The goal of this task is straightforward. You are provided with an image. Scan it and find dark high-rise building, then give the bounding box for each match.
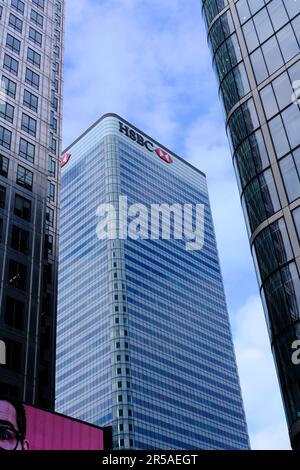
[201,0,300,449]
[56,113,250,449]
[0,0,64,409]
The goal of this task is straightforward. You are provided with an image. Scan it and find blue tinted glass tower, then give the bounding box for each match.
[56,114,249,450]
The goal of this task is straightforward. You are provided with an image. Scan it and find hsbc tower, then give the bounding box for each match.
[56,113,249,449]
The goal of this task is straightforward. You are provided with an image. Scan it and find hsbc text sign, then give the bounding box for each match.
[119,121,173,164]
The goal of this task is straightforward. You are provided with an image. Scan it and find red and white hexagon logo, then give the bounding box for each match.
[155,148,173,164]
[60,153,71,168]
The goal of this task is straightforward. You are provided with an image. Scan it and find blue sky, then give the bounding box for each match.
[63,0,290,449]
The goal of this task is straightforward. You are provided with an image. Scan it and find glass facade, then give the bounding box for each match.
[202,0,300,449]
[56,114,249,449]
[0,0,64,409]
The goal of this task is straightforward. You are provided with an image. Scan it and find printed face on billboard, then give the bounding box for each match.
[0,398,106,451]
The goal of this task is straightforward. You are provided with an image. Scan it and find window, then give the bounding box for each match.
[14,194,31,221]
[8,13,23,33]
[0,185,6,209]
[33,0,44,10]
[23,90,38,112]
[8,259,27,290]
[47,182,55,202]
[11,0,25,15]
[6,33,21,54]
[253,218,293,283]
[44,234,53,258]
[27,48,41,68]
[11,225,29,254]
[0,218,3,243]
[0,126,12,150]
[16,165,33,191]
[19,138,35,163]
[21,113,36,136]
[279,150,300,203]
[117,381,122,388]
[50,111,57,132]
[3,54,19,76]
[25,67,39,89]
[293,207,300,242]
[0,102,14,123]
[43,264,52,286]
[4,338,22,372]
[118,409,123,417]
[119,424,124,431]
[2,76,17,98]
[49,134,56,153]
[48,156,56,177]
[29,27,42,46]
[45,207,54,229]
[0,155,9,178]
[31,10,43,28]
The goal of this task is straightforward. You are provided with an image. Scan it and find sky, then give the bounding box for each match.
[63,0,291,449]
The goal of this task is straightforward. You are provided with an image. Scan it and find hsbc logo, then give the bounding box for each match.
[155,148,173,164]
[60,153,71,168]
[119,121,173,164]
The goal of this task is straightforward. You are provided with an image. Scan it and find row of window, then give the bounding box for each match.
[1,87,38,121]
[1,162,55,201]
[4,47,41,75]
[250,15,300,85]
[3,258,52,292]
[202,0,228,26]
[1,67,39,94]
[6,26,42,53]
[0,186,54,227]
[241,0,300,54]
[10,0,45,16]
[1,151,56,180]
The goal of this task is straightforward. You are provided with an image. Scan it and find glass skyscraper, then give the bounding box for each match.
[56,113,249,450]
[202,0,300,449]
[0,0,64,409]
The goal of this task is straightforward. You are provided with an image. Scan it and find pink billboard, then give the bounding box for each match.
[0,397,108,450]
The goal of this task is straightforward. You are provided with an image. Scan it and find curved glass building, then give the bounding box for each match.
[201,0,300,449]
